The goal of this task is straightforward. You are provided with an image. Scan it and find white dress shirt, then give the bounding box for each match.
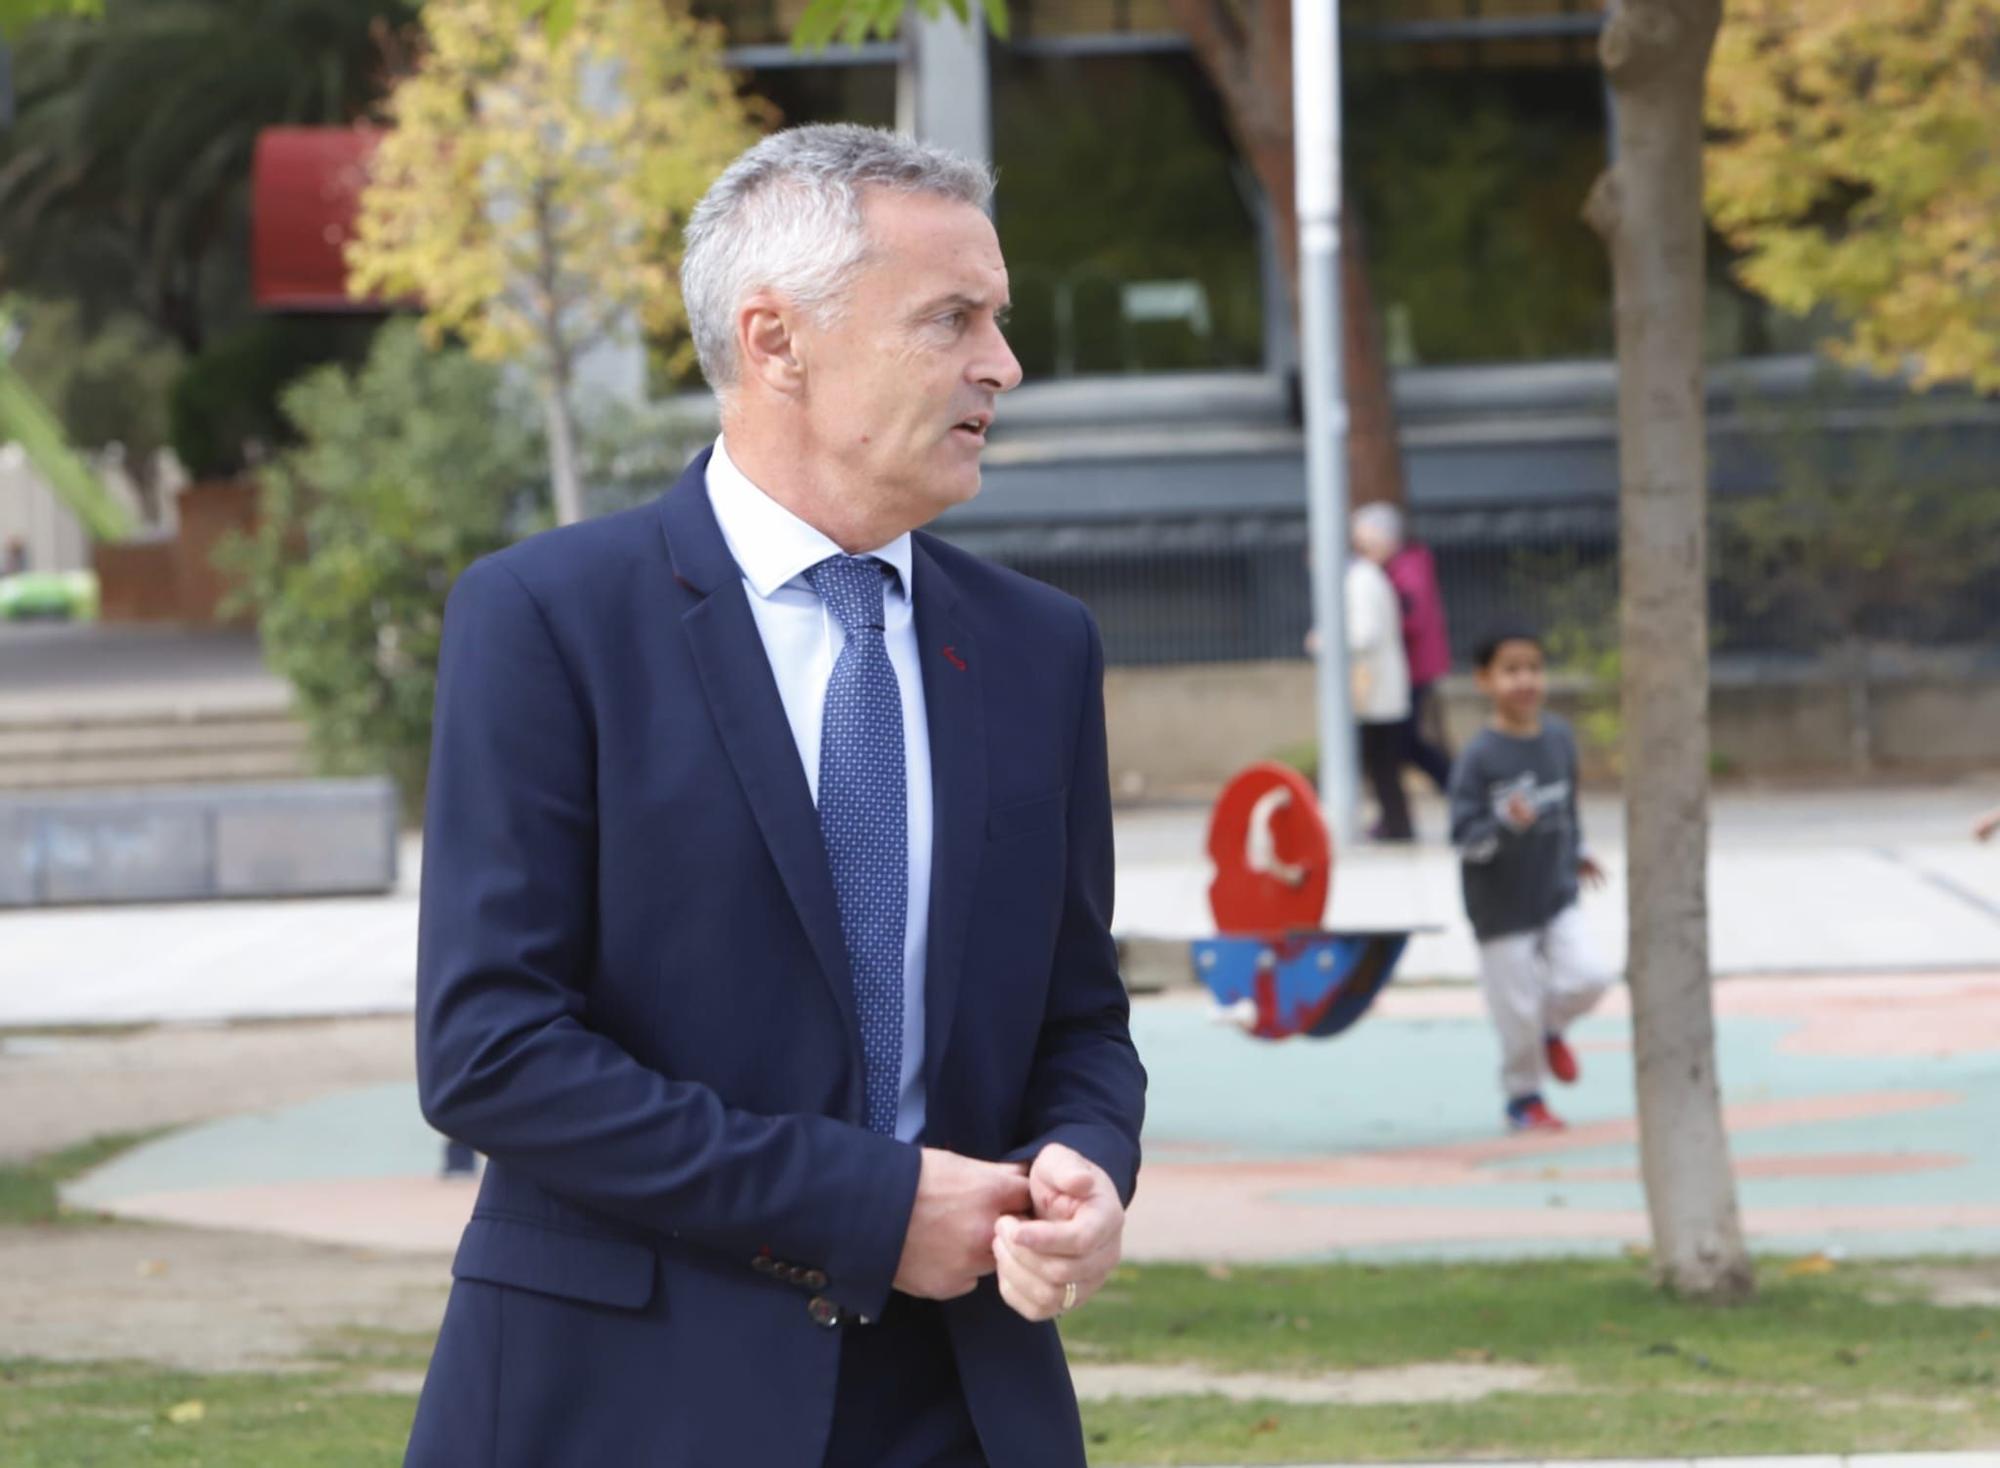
[705,437,933,1144]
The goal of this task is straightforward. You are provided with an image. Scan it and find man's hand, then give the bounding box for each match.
[1974,808,2000,844]
[1577,854,1607,890]
[1503,791,1538,831]
[992,1143,1125,1323]
[893,1149,1031,1301]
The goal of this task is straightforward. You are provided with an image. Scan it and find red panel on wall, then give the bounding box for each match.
[251,127,386,311]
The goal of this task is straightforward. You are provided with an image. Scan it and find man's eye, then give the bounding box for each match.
[942,311,967,329]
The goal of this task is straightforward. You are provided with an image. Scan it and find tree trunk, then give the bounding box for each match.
[1165,0,1406,508]
[543,372,585,527]
[1339,208,1405,512]
[1585,0,1752,1303]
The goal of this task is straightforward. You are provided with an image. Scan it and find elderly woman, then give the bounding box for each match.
[1353,502,1455,797]
[1347,510,1414,841]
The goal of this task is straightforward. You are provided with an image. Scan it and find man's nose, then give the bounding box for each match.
[976,320,1024,393]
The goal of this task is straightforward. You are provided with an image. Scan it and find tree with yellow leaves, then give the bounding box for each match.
[347,0,763,524]
[1707,0,2000,391]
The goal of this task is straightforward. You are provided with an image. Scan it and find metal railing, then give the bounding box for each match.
[937,497,2000,672]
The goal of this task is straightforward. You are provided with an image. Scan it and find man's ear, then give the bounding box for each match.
[738,294,805,396]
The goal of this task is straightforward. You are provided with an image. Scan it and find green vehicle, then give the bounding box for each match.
[0,569,98,621]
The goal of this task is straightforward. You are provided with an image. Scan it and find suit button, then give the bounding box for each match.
[808,1296,841,1329]
[802,1269,829,1291]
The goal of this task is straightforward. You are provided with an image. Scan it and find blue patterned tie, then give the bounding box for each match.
[806,554,906,1137]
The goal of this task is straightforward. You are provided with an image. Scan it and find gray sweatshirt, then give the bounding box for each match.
[1449,716,1586,941]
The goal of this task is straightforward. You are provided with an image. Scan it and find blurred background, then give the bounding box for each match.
[5,0,1996,805]
[3,2,1999,1465]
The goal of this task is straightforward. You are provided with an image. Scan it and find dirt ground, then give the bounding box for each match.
[2,1017,449,1376]
[0,1220,450,1375]
[1,1214,1568,1406]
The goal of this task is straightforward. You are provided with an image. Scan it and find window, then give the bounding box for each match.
[1349,0,1603,67]
[1349,51,1612,364]
[990,49,1263,379]
[741,63,895,130]
[1007,0,1177,39]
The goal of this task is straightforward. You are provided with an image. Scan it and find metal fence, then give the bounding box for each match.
[937,495,2000,672]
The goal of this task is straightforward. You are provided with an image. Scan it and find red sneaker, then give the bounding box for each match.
[1545,1032,1581,1085]
[1507,1097,1567,1133]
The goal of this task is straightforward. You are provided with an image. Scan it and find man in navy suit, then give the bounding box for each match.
[405,124,1146,1467]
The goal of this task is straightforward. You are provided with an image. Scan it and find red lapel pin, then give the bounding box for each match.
[941,645,967,671]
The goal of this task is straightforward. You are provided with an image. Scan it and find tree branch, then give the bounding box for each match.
[1600,0,1685,86]
[1583,165,1623,244]
[1175,0,1247,56]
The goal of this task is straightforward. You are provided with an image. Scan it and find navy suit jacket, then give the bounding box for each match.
[405,451,1147,1468]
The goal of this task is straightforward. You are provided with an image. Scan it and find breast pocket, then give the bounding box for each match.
[986,789,1066,842]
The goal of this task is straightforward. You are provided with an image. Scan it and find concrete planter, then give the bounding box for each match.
[0,778,398,907]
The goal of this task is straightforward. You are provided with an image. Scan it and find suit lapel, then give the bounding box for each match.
[659,457,863,1069]
[912,537,986,1107]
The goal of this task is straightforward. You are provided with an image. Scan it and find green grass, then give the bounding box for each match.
[1063,1257,2000,1386]
[300,1325,437,1378]
[1063,1257,2000,1463]
[0,1131,165,1226]
[1079,1389,1994,1465]
[1,1254,1996,1464]
[0,1359,417,1466]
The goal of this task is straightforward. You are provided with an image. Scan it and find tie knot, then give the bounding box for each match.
[807,555,892,635]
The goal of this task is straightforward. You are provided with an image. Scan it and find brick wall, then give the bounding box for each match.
[94,479,259,625]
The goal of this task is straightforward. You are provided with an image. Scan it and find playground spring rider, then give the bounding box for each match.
[1192,762,1412,1040]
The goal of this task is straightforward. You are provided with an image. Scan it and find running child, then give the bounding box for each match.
[1449,626,1615,1133]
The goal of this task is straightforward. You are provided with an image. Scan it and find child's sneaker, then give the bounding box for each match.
[1506,1095,1566,1133]
[1544,1032,1580,1085]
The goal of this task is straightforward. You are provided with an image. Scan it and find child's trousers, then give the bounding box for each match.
[1475,903,1614,1101]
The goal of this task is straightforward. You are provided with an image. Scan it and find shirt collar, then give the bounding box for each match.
[705,435,915,603]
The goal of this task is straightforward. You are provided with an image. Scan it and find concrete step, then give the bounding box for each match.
[0,692,316,791]
[0,693,294,730]
[0,746,313,792]
[0,716,308,761]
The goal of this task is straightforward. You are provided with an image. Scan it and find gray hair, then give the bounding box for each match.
[679,124,995,396]
[1352,501,1405,550]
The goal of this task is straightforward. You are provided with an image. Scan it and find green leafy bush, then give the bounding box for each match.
[222,320,540,817]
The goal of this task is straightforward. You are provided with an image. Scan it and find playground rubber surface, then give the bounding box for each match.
[59,972,2000,1263]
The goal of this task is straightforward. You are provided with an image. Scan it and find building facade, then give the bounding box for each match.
[688,0,2000,671]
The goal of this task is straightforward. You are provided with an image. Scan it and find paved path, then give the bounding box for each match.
[1118,784,2000,979]
[59,971,2000,1263]
[0,622,288,718]
[0,835,425,1026]
[5,784,1998,1026]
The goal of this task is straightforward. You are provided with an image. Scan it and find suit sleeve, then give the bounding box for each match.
[416,558,918,1322]
[1005,604,1148,1204]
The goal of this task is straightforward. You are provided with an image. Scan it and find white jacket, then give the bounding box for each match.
[1346,557,1411,723]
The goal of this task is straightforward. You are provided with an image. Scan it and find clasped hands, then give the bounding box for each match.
[892,1142,1122,1323]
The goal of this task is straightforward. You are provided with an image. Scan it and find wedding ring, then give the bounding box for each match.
[1060,1281,1078,1315]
